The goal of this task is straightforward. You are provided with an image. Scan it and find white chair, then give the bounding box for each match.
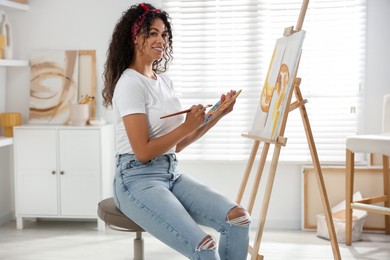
[345,94,390,245]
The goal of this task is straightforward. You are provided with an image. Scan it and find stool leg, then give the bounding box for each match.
[346,149,355,246]
[383,155,390,235]
[133,231,144,260]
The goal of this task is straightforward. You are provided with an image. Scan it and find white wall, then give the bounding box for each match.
[1,0,389,228]
[0,0,160,225]
[5,0,160,120]
[364,0,390,134]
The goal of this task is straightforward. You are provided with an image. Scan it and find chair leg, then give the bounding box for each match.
[133,231,144,260]
[383,155,390,235]
[346,149,354,246]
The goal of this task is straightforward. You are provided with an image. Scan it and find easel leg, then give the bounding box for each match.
[294,83,341,259]
[236,140,260,204]
[251,145,282,260]
[248,143,270,213]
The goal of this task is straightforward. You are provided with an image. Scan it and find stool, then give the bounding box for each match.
[345,94,390,245]
[97,197,145,260]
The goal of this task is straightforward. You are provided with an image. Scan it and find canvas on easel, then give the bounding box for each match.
[250,31,305,140]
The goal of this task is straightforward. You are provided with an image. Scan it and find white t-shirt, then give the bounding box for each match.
[113,69,184,155]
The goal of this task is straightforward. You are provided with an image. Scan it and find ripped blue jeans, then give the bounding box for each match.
[113,153,251,260]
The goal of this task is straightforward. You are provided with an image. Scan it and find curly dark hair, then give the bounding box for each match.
[102,3,173,108]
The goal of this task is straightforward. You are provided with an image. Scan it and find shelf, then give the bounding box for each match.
[0,0,29,11]
[0,59,29,67]
[0,136,13,147]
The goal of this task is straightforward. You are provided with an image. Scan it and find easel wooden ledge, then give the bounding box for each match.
[236,1,341,259]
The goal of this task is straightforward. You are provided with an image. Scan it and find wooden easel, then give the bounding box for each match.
[236,1,341,259]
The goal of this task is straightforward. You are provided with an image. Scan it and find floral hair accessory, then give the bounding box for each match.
[131,3,161,40]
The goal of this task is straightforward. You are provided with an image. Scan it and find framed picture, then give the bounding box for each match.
[78,50,97,119]
[29,49,97,124]
[29,50,79,124]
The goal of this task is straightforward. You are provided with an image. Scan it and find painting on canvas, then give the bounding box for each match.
[29,50,79,124]
[249,31,305,140]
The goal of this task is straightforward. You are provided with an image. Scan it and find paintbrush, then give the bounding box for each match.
[160,104,212,119]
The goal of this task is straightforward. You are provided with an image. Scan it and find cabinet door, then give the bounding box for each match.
[59,129,100,216]
[14,129,58,215]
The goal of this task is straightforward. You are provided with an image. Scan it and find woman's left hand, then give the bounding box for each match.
[219,90,237,117]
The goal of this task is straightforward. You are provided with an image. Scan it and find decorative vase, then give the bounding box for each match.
[0,14,13,59]
[70,104,90,126]
[0,112,22,137]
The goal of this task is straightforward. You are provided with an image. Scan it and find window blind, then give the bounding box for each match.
[162,0,366,163]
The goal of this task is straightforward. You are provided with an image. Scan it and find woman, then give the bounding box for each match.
[102,3,251,259]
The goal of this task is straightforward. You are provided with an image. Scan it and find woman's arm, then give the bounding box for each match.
[123,105,207,163]
[176,90,237,152]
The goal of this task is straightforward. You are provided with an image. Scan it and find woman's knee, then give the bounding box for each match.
[226,206,251,225]
[197,235,216,250]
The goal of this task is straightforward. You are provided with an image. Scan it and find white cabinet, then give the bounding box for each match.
[13,124,114,230]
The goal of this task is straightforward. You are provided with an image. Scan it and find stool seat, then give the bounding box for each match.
[97,197,145,260]
[97,197,144,231]
[346,134,390,155]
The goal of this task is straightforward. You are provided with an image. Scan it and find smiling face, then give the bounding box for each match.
[134,18,168,64]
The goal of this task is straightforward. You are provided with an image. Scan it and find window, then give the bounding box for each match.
[162,0,366,163]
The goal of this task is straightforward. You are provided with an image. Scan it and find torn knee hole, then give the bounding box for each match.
[227,206,251,225]
[197,235,216,250]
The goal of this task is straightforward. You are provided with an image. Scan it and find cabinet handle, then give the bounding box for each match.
[51,171,56,175]
[60,171,64,175]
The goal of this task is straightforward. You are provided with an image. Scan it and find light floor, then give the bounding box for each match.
[0,220,389,260]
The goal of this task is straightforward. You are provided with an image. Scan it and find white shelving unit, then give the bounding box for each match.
[0,0,29,11]
[0,0,29,228]
[0,1,29,146]
[0,136,12,147]
[0,60,28,146]
[0,0,29,66]
[0,59,28,66]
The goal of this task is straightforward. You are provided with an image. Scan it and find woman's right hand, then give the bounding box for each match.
[183,104,206,132]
